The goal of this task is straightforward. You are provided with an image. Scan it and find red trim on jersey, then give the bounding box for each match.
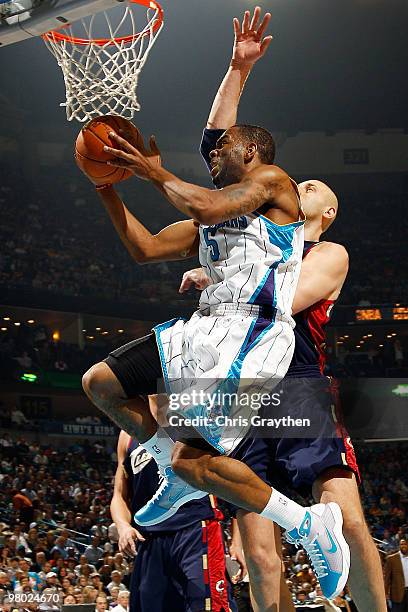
[303,243,317,258]
[329,379,361,484]
[304,299,335,374]
[202,519,230,612]
[302,243,335,374]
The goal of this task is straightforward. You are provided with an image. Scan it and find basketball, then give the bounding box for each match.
[75,115,137,185]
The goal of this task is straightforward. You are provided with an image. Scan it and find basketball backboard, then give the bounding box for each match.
[0,0,123,46]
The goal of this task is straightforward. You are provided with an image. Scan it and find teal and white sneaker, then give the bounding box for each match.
[285,502,350,600]
[134,466,208,527]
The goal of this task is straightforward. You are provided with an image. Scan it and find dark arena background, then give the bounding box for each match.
[0,1,407,611]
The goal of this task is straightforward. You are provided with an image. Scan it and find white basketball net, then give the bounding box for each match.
[43,1,163,122]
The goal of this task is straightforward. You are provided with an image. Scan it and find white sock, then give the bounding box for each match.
[141,427,174,469]
[260,488,306,531]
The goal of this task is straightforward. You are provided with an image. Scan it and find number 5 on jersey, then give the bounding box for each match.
[203,227,220,262]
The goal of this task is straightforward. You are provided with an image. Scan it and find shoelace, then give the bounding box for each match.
[303,538,329,578]
[285,531,299,546]
[148,467,171,504]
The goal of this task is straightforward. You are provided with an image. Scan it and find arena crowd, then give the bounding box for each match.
[0,163,407,308]
[1,432,407,611]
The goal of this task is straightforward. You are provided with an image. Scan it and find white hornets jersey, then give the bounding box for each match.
[198,210,305,325]
[153,200,305,455]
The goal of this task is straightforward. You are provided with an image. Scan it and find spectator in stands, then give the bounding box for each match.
[50,536,68,560]
[84,535,103,566]
[110,590,129,612]
[108,586,120,607]
[0,544,9,567]
[0,570,12,593]
[11,525,30,554]
[78,576,90,590]
[294,589,308,605]
[107,570,126,594]
[112,553,128,578]
[0,433,13,448]
[82,585,98,604]
[301,582,315,598]
[95,594,109,611]
[66,557,76,572]
[20,483,37,502]
[0,431,405,607]
[91,572,108,595]
[61,577,72,592]
[10,407,30,428]
[26,526,39,550]
[44,531,56,552]
[384,538,408,610]
[296,564,311,585]
[382,529,398,553]
[74,588,84,603]
[98,564,113,586]
[7,556,21,578]
[44,571,59,591]
[63,594,76,604]
[75,554,96,576]
[38,561,53,581]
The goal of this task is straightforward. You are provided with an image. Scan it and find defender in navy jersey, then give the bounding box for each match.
[187,8,386,607]
[111,430,236,612]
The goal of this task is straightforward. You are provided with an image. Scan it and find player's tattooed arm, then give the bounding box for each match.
[147,169,271,224]
[104,132,298,225]
[145,164,299,225]
[221,180,268,220]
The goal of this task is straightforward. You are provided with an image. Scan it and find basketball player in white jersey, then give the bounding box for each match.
[180,7,385,610]
[80,16,350,600]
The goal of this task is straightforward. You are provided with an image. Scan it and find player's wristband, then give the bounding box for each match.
[95,183,112,191]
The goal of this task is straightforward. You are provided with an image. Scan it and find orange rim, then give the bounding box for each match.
[42,0,163,46]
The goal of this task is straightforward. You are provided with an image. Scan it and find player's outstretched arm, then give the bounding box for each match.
[207,7,272,130]
[111,431,145,556]
[96,185,199,263]
[104,134,297,225]
[292,242,349,314]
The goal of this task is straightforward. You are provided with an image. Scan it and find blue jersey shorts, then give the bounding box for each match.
[130,519,236,612]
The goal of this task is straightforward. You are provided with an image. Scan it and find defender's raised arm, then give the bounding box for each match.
[207,7,272,131]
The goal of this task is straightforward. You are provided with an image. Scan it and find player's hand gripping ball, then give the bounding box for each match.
[102,129,162,182]
[75,115,145,186]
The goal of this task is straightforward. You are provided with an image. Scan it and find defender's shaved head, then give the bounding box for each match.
[298,180,339,233]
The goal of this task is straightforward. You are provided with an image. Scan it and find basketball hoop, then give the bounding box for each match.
[42,0,164,122]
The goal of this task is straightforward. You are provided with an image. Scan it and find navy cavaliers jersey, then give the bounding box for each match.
[287,241,335,378]
[123,438,220,533]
